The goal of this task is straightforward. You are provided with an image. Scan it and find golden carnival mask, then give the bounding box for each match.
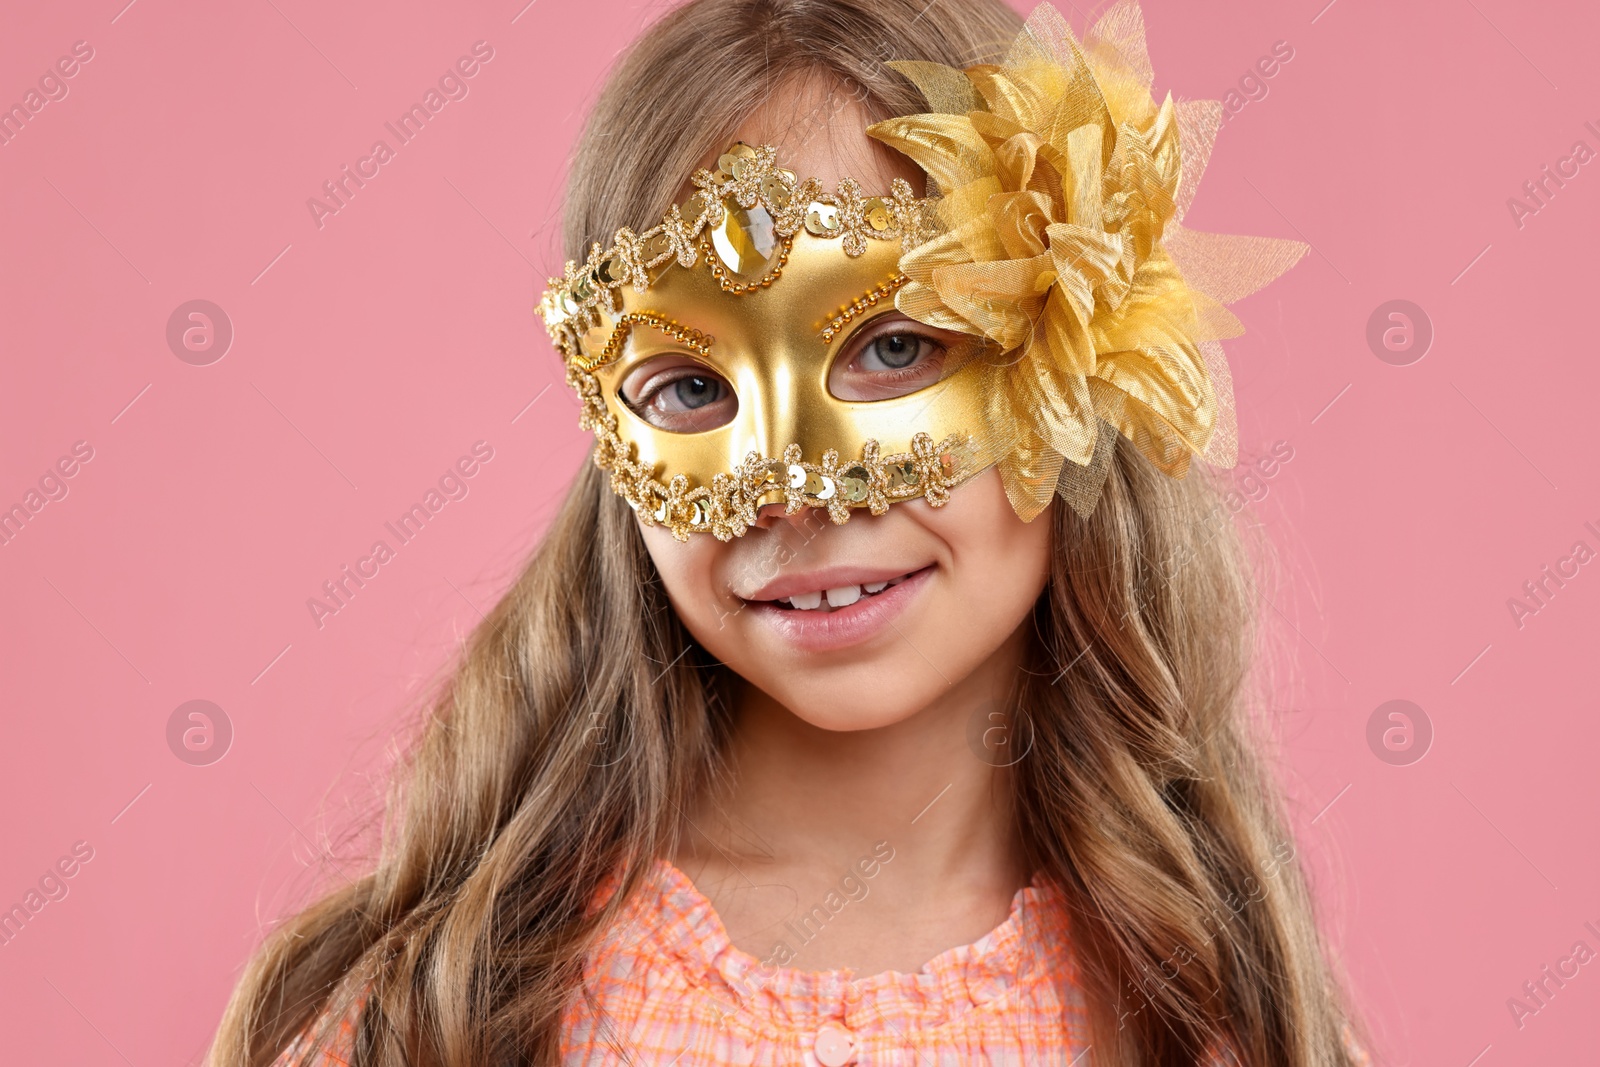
[537,0,1310,542]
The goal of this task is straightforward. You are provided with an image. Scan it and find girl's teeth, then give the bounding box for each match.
[826,584,862,607]
[774,572,920,611]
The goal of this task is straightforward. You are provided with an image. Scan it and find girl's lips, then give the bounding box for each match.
[741,564,935,653]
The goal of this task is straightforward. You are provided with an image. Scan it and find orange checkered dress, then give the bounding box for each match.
[269,859,1368,1064]
[272,858,1088,1065]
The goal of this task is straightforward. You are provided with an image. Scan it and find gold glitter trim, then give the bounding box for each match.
[568,360,976,542]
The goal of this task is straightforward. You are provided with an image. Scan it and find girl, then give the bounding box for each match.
[212,0,1366,1063]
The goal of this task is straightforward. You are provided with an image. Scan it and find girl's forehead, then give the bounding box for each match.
[680,80,922,201]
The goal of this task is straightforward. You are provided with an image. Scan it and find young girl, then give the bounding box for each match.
[212,0,1366,1063]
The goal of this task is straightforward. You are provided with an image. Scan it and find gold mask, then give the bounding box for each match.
[537,1,1311,542]
[539,142,994,542]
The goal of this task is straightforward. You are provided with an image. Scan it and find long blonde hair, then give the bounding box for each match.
[211,0,1362,1063]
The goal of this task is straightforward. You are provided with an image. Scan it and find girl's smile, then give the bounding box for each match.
[737,560,935,652]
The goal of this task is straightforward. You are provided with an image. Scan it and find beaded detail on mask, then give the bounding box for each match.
[536,142,938,361]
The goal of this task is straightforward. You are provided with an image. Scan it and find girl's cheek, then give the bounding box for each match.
[639,524,736,635]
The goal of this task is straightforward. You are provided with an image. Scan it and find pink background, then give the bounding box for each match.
[1,0,1595,1062]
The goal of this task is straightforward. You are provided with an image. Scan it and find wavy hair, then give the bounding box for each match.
[210,0,1362,1063]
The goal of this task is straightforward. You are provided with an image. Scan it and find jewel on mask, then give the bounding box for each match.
[863,197,893,232]
[714,143,758,181]
[681,191,713,229]
[710,200,781,279]
[760,173,793,209]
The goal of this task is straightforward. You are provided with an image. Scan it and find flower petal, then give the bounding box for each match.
[1163,224,1309,304]
[996,424,1067,523]
[1003,318,1098,468]
[928,256,1053,349]
[1172,98,1221,222]
[1087,256,1220,462]
[967,61,1070,135]
[866,113,995,196]
[1045,221,1128,320]
[989,189,1056,260]
[885,59,983,115]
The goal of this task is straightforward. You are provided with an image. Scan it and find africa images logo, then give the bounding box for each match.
[306,41,495,229]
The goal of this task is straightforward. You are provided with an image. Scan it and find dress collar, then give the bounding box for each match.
[599,858,1079,1032]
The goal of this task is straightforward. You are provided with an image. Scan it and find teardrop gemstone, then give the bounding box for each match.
[710,198,780,279]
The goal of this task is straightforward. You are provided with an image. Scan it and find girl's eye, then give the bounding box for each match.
[620,360,738,433]
[860,333,931,371]
[829,318,951,402]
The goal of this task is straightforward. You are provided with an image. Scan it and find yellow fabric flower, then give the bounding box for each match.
[867,0,1308,520]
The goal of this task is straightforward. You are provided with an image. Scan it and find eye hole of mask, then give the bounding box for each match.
[616,314,960,432]
[619,355,738,433]
[827,314,953,402]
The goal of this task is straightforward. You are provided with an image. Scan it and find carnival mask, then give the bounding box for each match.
[537,1,1309,542]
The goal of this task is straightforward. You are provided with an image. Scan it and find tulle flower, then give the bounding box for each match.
[867,0,1308,519]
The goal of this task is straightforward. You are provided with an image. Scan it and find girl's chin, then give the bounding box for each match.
[778,701,925,734]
